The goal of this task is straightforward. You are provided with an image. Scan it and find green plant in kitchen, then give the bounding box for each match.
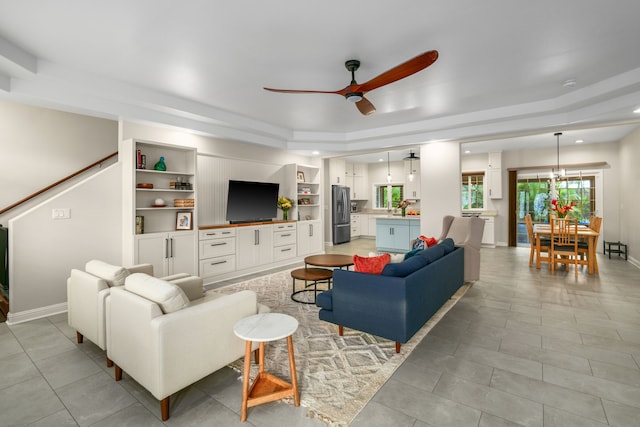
[396,199,412,217]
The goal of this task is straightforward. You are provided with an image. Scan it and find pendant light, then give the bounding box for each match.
[551,132,566,179]
[386,152,392,183]
[403,150,420,182]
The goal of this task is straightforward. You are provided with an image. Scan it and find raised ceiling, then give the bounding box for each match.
[1,1,640,158]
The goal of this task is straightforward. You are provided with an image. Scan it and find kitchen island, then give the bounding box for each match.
[376,217,421,252]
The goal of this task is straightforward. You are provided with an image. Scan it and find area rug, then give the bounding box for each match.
[217,269,470,426]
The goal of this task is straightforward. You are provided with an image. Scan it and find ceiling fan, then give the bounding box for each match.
[263,50,438,116]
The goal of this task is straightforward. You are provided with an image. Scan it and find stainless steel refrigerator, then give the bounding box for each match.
[332,185,351,244]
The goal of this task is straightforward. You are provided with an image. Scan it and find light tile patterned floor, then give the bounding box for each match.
[1,240,639,426]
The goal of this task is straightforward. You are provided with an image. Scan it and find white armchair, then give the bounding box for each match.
[107,273,270,421]
[438,215,485,282]
[67,260,200,366]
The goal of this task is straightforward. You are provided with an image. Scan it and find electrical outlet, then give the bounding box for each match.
[52,208,71,219]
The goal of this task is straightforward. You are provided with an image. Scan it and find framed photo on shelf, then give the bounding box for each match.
[176,212,193,230]
[296,171,305,182]
[298,198,311,205]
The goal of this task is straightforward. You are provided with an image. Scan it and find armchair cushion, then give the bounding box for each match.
[85,260,129,287]
[124,273,190,314]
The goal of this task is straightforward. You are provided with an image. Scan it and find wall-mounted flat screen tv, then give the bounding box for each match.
[226,180,279,224]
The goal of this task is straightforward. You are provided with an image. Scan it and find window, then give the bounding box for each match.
[374,184,404,209]
[462,172,484,209]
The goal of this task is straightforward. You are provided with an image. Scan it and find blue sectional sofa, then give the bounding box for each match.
[316,238,464,352]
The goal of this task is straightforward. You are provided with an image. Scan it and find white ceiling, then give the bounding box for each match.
[2,1,640,162]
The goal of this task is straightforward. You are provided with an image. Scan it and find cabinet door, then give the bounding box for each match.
[297,220,322,256]
[236,226,273,270]
[488,168,502,199]
[352,176,368,200]
[169,231,196,275]
[136,233,169,276]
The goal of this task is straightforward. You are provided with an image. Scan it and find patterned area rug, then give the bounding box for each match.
[217,268,470,426]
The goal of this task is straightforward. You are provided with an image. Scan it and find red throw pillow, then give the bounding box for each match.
[353,253,391,275]
[418,235,438,247]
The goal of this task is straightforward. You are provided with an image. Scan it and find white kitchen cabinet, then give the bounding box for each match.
[236,225,273,270]
[480,216,495,247]
[345,162,369,200]
[329,158,346,185]
[273,222,297,261]
[198,228,236,278]
[488,151,502,199]
[297,220,323,256]
[351,214,361,238]
[136,231,196,276]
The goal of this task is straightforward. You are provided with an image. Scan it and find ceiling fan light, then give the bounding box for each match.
[346,92,363,103]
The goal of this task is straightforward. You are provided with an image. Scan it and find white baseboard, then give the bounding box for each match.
[6,302,67,325]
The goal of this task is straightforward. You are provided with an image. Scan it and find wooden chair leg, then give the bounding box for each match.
[76,331,83,344]
[395,342,401,353]
[106,356,113,368]
[338,325,344,336]
[114,364,122,381]
[161,397,170,421]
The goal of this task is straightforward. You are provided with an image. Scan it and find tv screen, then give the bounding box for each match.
[226,180,280,224]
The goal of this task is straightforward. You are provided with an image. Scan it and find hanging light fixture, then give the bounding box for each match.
[386,152,392,183]
[551,132,566,179]
[403,150,420,182]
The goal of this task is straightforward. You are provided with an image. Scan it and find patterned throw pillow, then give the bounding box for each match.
[353,253,391,275]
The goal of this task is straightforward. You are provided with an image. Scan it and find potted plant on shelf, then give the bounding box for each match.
[277,196,293,220]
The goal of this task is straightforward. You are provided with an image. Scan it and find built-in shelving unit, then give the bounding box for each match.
[121,138,198,276]
[295,164,321,222]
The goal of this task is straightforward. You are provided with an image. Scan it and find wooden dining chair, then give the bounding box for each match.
[578,216,602,273]
[550,217,580,278]
[525,214,550,268]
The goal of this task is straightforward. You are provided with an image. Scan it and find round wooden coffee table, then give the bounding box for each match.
[290,267,333,304]
[304,254,354,269]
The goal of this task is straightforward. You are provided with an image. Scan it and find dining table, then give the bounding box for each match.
[533,223,600,274]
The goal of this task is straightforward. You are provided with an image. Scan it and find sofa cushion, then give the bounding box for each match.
[369,252,404,263]
[85,260,129,287]
[124,273,190,314]
[381,254,429,277]
[353,254,391,274]
[403,248,424,260]
[419,244,446,264]
[440,238,456,254]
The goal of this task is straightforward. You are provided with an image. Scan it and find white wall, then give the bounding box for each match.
[421,142,461,236]
[619,128,640,267]
[0,100,117,212]
[8,164,122,322]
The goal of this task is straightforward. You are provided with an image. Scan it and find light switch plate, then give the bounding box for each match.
[52,208,70,219]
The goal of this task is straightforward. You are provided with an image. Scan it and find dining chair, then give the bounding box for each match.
[524,214,550,268]
[577,216,602,273]
[550,217,580,278]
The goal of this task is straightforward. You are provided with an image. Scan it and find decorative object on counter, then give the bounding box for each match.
[153,156,167,171]
[396,199,412,217]
[277,196,293,220]
[152,198,166,207]
[297,171,305,182]
[176,212,193,230]
[550,198,574,218]
[135,216,144,234]
[136,183,153,189]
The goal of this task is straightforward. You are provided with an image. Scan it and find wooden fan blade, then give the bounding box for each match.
[358,50,438,93]
[356,96,376,115]
[264,87,341,95]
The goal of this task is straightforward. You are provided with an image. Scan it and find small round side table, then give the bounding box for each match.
[233,313,300,421]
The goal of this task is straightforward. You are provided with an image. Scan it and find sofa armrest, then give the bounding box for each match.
[126,264,154,276]
[169,276,204,301]
[67,269,111,347]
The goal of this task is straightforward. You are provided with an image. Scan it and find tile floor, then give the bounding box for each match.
[1,239,639,426]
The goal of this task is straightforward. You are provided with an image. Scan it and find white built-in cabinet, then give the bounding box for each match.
[403,160,421,199]
[294,163,321,222]
[488,151,502,199]
[351,214,361,237]
[121,139,197,276]
[236,225,274,271]
[297,220,322,257]
[345,162,369,200]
